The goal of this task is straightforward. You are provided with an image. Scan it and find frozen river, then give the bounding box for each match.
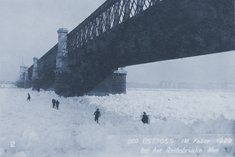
[0,87,235,157]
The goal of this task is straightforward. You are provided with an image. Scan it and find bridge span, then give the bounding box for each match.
[17,0,235,96]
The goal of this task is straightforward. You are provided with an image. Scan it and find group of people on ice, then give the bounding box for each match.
[52,99,60,110]
[27,93,150,124]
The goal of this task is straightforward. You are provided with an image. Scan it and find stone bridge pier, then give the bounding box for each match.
[54,28,71,96]
[23,69,31,88]
[32,57,40,91]
[17,66,31,88]
[88,67,127,96]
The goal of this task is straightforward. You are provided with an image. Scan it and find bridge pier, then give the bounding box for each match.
[88,68,127,96]
[54,28,71,96]
[112,68,127,94]
[17,66,28,88]
[32,57,40,91]
[23,68,31,88]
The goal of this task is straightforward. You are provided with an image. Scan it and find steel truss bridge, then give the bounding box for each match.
[24,0,235,96]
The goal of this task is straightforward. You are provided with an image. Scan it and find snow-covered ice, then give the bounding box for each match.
[0,87,235,156]
[86,88,235,124]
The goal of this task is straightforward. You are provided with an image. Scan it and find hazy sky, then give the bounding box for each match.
[126,50,235,84]
[0,0,234,85]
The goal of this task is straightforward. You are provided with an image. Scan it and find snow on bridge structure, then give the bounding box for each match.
[17,0,235,96]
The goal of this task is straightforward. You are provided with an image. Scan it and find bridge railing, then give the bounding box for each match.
[68,0,161,51]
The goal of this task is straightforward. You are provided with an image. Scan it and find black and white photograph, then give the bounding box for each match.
[0,0,235,156]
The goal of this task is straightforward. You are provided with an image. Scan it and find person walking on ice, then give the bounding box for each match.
[141,112,149,124]
[55,100,60,110]
[27,93,31,101]
[52,99,56,108]
[94,108,101,123]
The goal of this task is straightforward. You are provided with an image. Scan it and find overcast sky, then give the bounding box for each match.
[0,0,234,85]
[126,50,235,84]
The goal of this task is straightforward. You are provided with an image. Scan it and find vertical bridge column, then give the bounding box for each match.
[32,57,40,91]
[17,66,28,88]
[24,67,31,88]
[112,67,127,94]
[54,28,71,96]
[88,67,127,96]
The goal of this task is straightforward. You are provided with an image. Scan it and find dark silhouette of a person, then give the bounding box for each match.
[141,112,149,124]
[52,99,56,108]
[55,100,59,110]
[94,108,101,123]
[27,93,31,101]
